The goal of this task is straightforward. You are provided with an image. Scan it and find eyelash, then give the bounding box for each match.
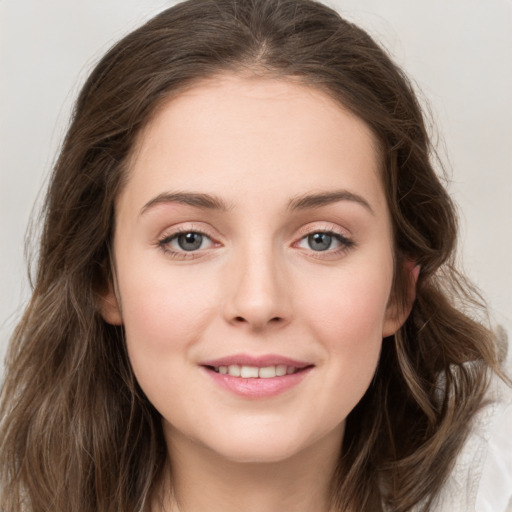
[293,225,355,259]
[157,226,217,260]
[157,225,355,260]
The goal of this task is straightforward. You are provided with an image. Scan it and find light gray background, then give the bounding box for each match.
[1,0,511,370]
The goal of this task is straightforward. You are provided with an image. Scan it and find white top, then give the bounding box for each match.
[431,366,512,512]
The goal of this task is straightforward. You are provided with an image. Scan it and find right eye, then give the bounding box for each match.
[158,230,216,257]
[172,232,208,251]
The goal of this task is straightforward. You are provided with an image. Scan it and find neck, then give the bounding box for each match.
[153,425,343,512]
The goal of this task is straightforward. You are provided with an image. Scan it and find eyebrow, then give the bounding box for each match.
[288,190,375,215]
[140,191,230,215]
[140,189,374,216]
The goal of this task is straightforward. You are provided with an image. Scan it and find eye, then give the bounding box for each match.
[174,232,207,251]
[305,232,334,251]
[295,231,354,253]
[158,230,216,256]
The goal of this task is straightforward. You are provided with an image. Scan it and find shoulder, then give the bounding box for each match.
[475,370,512,512]
[431,360,512,512]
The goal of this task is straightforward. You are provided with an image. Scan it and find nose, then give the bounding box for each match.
[222,245,291,331]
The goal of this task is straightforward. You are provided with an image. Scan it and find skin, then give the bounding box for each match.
[101,75,414,512]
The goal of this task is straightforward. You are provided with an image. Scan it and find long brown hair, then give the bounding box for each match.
[0,1,503,510]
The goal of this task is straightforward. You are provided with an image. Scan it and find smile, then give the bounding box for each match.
[210,364,300,378]
[201,354,314,398]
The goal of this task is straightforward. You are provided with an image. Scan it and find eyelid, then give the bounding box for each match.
[293,222,353,242]
[292,222,355,257]
[157,223,221,259]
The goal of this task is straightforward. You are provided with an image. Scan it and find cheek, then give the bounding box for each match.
[117,261,218,365]
[117,264,222,418]
[298,261,392,393]
[302,262,392,340]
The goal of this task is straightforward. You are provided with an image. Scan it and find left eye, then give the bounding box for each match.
[163,232,213,252]
[296,232,348,252]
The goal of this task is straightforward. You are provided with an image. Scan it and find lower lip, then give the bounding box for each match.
[202,367,313,398]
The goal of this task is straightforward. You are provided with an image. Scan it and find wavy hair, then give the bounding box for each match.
[0,0,503,510]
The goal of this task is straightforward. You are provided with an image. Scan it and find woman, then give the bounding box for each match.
[0,0,509,511]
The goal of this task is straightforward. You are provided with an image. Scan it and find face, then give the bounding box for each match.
[102,75,408,464]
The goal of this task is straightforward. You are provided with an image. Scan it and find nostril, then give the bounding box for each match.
[232,316,283,325]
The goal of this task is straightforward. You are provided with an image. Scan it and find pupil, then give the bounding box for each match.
[308,233,332,251]
[178,232,203,251]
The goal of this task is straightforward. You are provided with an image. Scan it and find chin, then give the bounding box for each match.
[193,419,337,465]
[209,437,306,464]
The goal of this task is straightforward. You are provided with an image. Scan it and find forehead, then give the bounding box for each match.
[120,74,386,216]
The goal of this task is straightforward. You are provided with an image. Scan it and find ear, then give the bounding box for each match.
[382,260,420,337]
[98,280,123,326]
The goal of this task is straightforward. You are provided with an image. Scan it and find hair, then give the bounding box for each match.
[0,0,504,511]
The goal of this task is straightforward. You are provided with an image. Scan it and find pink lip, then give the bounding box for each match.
[200,353,314,399]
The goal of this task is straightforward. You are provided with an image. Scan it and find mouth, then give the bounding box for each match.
[200,355,314,398]
[205,364,308,378]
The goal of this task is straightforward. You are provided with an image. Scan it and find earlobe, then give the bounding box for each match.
[98,281,123,326]
[382,260,420,337]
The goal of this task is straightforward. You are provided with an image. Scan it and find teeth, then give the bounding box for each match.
[241,366,259,378]
[227,364,241,377]
[259,366,276,378]
[276,365,287,376]
[213,364,299,378]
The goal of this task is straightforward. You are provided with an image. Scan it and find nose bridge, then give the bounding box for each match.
[224,236,289,329]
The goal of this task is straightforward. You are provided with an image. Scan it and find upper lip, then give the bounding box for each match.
[200,353,313,368]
